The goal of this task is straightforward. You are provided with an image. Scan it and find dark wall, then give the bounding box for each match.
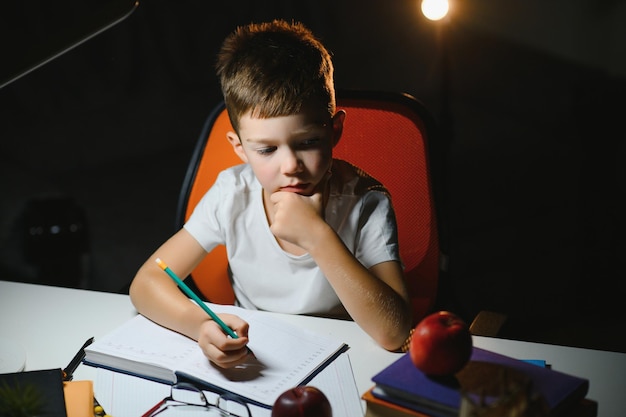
[1,1,624,350]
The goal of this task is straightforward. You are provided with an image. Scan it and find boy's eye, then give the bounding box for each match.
[253,138,321,155]
[256,146,277,155]
[299,138,321,148]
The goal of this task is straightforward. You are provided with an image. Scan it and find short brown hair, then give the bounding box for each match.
[216,20,335,132]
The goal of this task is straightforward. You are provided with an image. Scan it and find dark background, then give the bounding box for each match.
[1,1,625,352]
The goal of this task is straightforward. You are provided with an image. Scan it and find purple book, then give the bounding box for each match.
[371,347,589,417]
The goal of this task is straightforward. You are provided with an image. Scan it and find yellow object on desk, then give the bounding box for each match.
[63,380,93,417]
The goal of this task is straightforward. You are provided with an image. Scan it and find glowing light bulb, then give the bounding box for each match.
[421,0,449,21]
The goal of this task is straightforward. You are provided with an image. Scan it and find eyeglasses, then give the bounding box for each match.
[142,382,252,417]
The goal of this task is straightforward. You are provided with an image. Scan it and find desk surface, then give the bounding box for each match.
[1,280,624,417]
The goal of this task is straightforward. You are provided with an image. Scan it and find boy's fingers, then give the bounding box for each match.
[198,329,250,368]
[216,313,250,337]
[230,318,250,339]
[203,344,250,368]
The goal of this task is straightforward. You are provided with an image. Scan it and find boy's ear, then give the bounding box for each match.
[331,110,346,147]
[226,131,249,163]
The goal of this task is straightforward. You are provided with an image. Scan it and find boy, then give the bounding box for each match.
[129,20,412,368]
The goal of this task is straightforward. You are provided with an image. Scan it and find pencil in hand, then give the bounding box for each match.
[155,258,239,339]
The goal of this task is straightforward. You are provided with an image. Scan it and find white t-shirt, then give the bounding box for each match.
[184,159,400,318]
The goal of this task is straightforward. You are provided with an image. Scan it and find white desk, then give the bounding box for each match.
[1,280,624,417]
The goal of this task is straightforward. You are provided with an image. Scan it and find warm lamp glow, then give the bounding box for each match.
[421,0,449,21]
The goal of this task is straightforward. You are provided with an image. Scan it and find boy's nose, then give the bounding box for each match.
[281,149,302,175]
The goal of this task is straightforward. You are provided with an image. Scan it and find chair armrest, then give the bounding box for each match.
[469,310,508,337]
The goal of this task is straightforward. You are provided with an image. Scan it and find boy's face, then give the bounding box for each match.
[227,107,344,198]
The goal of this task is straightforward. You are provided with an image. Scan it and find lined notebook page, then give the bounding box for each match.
[85,303,347,407]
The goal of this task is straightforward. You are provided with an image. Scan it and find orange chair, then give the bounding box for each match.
[176,90,444,323]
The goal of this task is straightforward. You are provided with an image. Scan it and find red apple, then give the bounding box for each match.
[271,386,332,417]
[409,310,473,376]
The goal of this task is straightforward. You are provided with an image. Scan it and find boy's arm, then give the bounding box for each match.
[309,227,412,351]
[129,228,250,367]
[270,192,413,351]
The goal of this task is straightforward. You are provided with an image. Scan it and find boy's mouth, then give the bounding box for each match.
[279,183,311,193]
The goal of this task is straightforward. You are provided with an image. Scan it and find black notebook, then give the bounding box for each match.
[0,368,67,417]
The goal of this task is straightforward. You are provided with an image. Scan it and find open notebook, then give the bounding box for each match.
[94,352,363,417]
[84,303,347,408]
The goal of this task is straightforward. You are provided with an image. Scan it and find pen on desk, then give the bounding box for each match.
[155,258,239,339]
[62,336,94,381]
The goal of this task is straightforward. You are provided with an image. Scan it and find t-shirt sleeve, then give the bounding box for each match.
[354,190,401,269]
[183,178,225,253]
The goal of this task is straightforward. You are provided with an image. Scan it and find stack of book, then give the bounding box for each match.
[363,347,595,417]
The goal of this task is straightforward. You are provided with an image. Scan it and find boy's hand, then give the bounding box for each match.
[269,188,326,250]
[197,313,251,368]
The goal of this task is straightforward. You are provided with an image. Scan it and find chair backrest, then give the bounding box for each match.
[176,90,442,322]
